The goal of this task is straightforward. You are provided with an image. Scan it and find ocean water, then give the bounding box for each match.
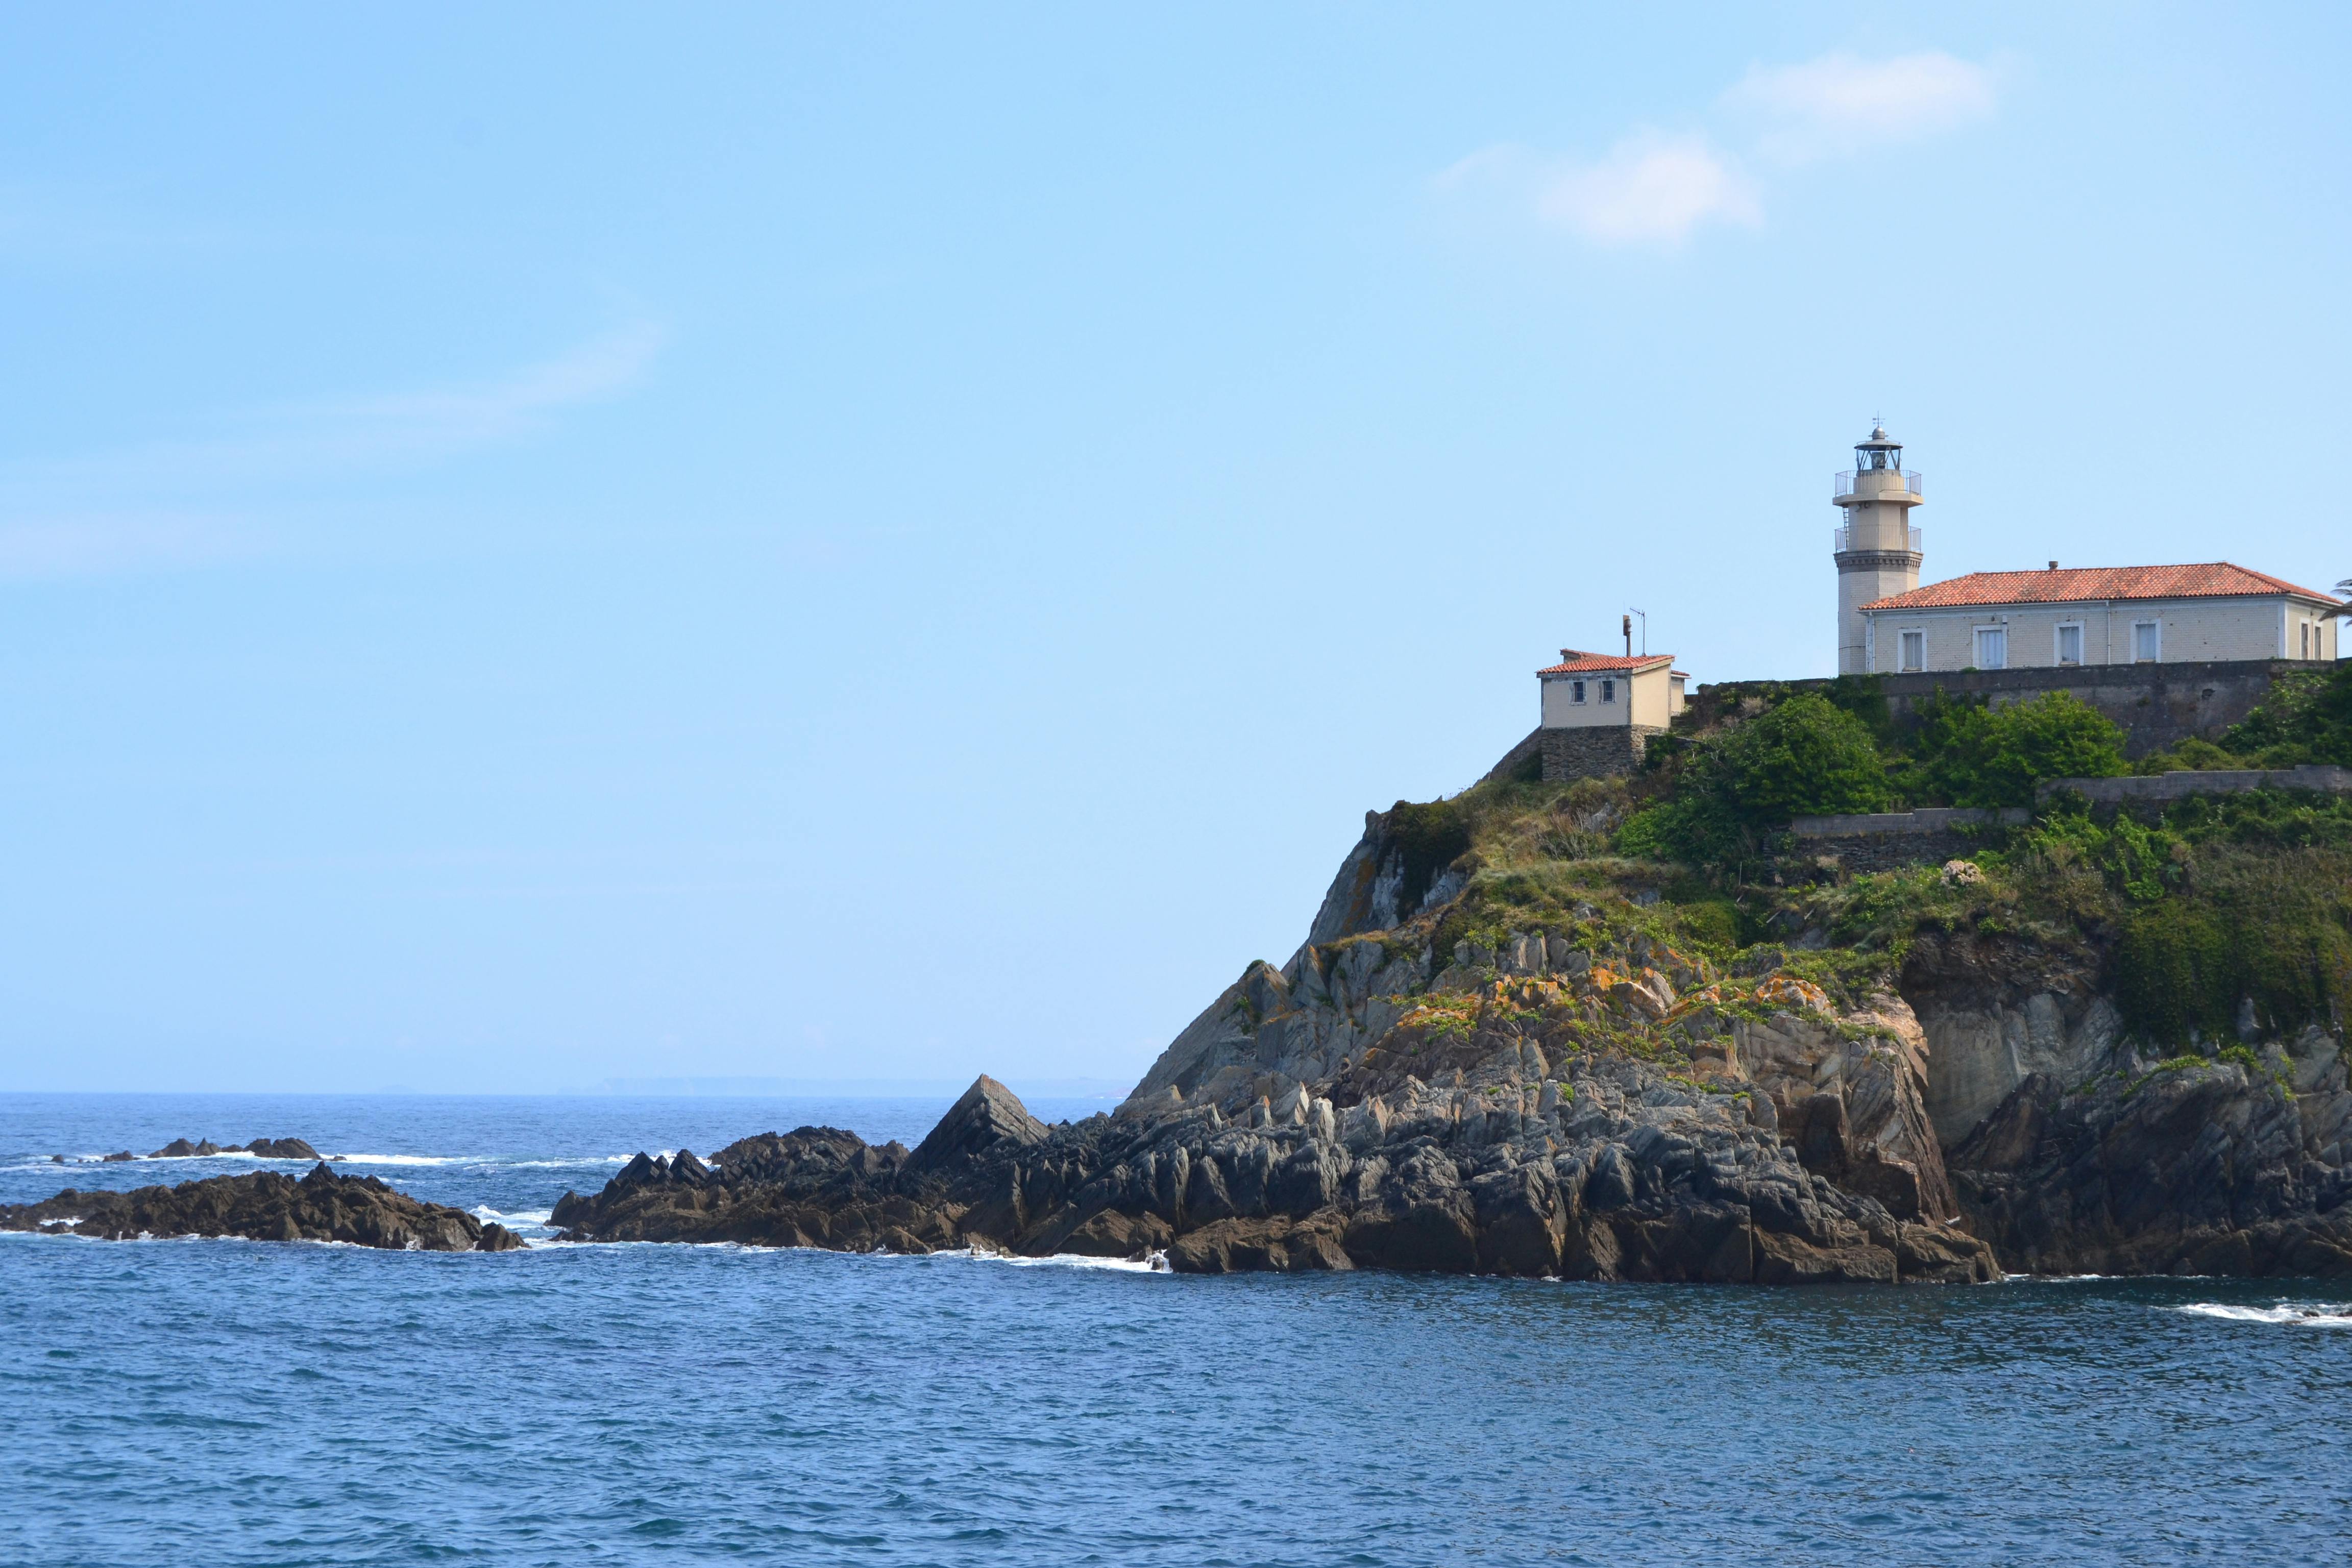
[4,1093,2349,1566]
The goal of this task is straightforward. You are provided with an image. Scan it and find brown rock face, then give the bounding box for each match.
[1,1163,524,1252]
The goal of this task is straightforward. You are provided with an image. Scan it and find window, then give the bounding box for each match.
[1600,679,1616,704]
[1571,679,1586,703]
[2055,623,2082,665]
[2133,621,2160,663]
[1899,630,1925,672]
[1974,626,2007,670]
[2303,621,2313,659]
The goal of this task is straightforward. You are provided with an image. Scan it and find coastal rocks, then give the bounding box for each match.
[1729,989,1956,1223]
[1,1162,522,1252]
[1904,928,2352,1277]
[147,1136,324,1160]
[553,1068,2001,1286]
[1950,1055,2352,1278]
[1900,930,2116,1147]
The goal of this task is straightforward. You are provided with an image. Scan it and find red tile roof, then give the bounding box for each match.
[1863,561,2342,612]
[1537,650,1676,676]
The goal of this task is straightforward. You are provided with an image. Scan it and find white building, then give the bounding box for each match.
[1536,650,1686,731]
[1831,427,2343,674]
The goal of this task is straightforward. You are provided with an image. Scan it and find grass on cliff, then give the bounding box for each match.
[1380,713,2352,1056]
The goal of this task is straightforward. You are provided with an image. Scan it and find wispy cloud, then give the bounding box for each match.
[1447,132,1760,247]
[1441,48,1998,250]
[0,323,666,576]
[79,321,667,488]
[1725,52,1996,164]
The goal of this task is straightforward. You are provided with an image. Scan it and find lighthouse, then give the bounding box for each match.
[1832,425,1924,674]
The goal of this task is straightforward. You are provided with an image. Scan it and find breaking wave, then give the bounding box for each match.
[2179,1301,2352,1327]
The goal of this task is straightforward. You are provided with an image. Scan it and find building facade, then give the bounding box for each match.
[1828,426,2342,674]
[1857,563,2341,674]
[1526,649,1687,779]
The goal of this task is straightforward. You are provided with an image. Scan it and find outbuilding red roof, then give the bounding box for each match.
[1537,650,1677,676]
[1863,561,2341,612]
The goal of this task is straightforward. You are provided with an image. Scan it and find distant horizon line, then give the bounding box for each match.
[1,1076,1137,1100]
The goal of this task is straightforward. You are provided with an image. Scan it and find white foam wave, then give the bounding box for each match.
[2180,1301,2352,1327]
[469,1206,553,1227]
[945,1244,1168,1274]
[323,1154,468,1167]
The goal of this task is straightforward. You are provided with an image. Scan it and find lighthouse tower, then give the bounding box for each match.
[1832,425,1924,674]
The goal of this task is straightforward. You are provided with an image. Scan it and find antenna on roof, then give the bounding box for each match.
[1626,608,1647,655]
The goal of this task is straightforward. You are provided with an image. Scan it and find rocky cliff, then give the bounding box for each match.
[558,774,2352,1282]
[1905,929,2351,1276]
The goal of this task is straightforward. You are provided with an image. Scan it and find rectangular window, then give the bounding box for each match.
[1899,630,1924,672]
[2056,624,2083,665]
[2133,621,2160,662]
[2303,622,2313,659]
[1974,626,2007,670]
[1600,679,1616,704]
[1571,679,1586,703]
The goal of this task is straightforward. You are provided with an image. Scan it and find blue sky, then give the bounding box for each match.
[1,5,2345,1094]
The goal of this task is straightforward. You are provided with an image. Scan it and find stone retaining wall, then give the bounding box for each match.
[1539,725,1663,782]
[1790,807,2031,872]
[1480,726,1665,785]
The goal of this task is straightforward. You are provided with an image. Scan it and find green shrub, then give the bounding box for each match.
[1616,792,1744,868]
[2135,736,2244,774]
[1906,691,2128,807]
[1714,694,1890,823]
[1675,897,1745,954]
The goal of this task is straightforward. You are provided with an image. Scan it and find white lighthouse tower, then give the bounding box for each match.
[1832,425,1924,674]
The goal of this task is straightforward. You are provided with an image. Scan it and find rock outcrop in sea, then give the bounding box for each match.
[152,1136,324,1160]
[557,780,2352,1282]
[53,1136,326,1164]
[2,1163,524,1251]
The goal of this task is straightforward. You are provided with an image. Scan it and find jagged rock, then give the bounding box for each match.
[244,1137,323,1160]
[911,1075,1047,1171]
[1,1163,523,1252]
[1950,1059,2352,1277]
[1168,1213,1352,1273]
[140,1136,322,1161]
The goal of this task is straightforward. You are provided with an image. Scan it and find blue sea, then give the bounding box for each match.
[5,1092,2349,1566]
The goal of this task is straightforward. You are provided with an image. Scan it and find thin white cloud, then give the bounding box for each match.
[12,322,666,498]
[0,324,666,575]
[1442,49,1996,249]
[1725,51,1997,164]
[1532,132,1760,246]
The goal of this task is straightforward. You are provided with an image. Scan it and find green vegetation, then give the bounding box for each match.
[1355,664,2351,1073]
[1621,694,1888,868]
[2213,663,2352,767]
[1624,688,2129,871]
[1892,690,2128,807]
